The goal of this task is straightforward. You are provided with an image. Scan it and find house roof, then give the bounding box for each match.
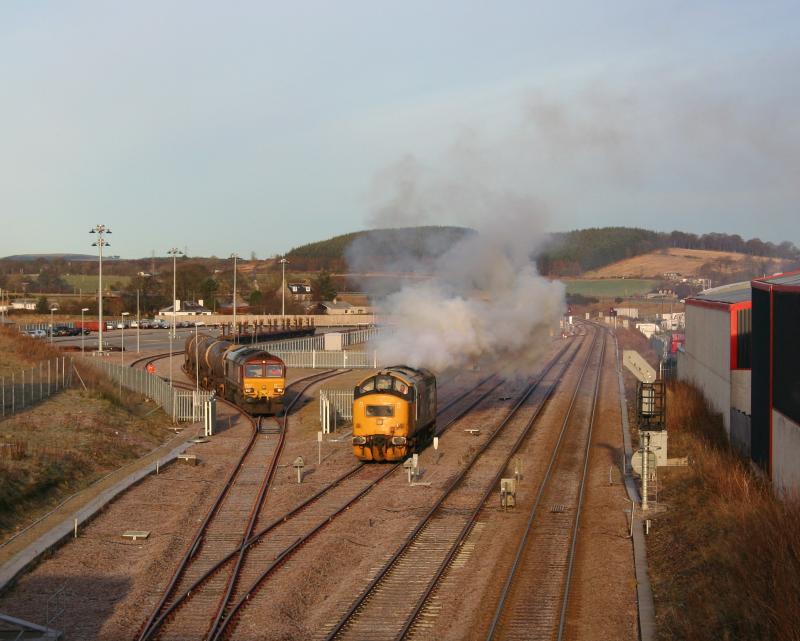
[160,302,211,313]
[689,281,752,306]
[320,300,353,310]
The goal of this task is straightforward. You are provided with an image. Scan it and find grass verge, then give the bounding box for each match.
[646,380,800,640]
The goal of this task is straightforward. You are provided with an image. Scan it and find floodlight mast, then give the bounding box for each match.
[90,225,111,353]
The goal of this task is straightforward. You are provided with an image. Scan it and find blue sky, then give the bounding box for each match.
[1,1,798,258]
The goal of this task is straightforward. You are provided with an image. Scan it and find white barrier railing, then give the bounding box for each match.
[319,388,354,433]
[272,350,378,369]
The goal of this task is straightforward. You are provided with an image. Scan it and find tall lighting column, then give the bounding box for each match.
[230,253,239,343]
[167,247,182,388]
[81,307,89,354]
[90,224,111,353]
[280,257,288,317]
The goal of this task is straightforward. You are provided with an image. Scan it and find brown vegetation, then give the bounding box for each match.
[0,327,174,540]
[585,247,793,279]
[648,381,800,641]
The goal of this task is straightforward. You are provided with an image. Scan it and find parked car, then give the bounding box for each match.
[138,319,152,329]
[27,329,47,338]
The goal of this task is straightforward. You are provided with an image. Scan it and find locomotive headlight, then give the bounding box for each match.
[391,436,407,446]
[352,436,367,445]
[245,387,254,393]
[274,386,284,393]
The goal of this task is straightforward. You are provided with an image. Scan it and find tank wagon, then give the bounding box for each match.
[352,366,436,462]
[185,334,286,415]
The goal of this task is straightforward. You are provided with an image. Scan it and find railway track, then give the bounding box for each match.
[136,367,347,641]
[131,371,501,640]
[483,324,607,641]
[317,335,587,641]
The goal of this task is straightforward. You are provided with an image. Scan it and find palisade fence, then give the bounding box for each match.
[89,360,212,423]
[254,326,388,353]
[0,357,72,419]
[271,350,379,369]
[319,388,354,433]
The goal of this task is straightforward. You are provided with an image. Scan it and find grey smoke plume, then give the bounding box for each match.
[351,158,565,374]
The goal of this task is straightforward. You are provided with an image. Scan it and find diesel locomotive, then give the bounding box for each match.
[184,334,286,415]
[351,366,437,462]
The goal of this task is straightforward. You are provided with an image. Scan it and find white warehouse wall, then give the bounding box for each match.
[679,305,732,435]
[772,410,800,495]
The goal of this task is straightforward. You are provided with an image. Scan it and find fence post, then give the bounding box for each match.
[312,350,316,369]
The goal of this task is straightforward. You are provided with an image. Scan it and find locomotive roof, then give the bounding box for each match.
[368,365,434,383]
[225,346,282,363]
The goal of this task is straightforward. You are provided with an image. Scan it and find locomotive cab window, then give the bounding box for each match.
[366,405,394,417]
[359,379,375,393]
[266,364,283,378]
[394,380,408,394]
[245,364,263,378]
[376,376,393,391]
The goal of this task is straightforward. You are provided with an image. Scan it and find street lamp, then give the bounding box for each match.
[167,247,182,388]
[49,306,58,343]
[230,253,239,343]
[136,289,140,353]
[90,225,111,353]
[120,312,130,394]
[120,312,130,366]
[194,322,200,390]
[280,257,288,317]
[81,307,89,354]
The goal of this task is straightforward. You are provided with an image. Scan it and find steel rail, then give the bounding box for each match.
[322,338,578,641]
[207,374,507,640]
[136,367,345,641]
[556,329,607,639]
[483,325,605,641]
[394,334,590,641]
[135,372,502,641]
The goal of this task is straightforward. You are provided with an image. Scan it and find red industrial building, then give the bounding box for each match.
[751,271,800,493]
[679,281,752,457]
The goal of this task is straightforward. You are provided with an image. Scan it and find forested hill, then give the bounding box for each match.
[285,225,798,275]
[286,226,473,271]
[536,227,800,276]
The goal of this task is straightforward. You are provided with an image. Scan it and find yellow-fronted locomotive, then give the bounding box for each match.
[185,334,286,415]
[352,366,436,462]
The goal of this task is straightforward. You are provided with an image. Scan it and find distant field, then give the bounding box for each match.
[584,248,793,279]
[563,278,660,297]
[63,274,131,291]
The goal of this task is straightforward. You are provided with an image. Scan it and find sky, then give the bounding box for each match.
[1,1,798,259]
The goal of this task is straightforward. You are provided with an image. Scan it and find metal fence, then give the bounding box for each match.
[255,326,386,353]
[272,350,379,369]
[88,360,212,422]
[0,357,72,419]
[319,388,354,433]
[21,322,77,332]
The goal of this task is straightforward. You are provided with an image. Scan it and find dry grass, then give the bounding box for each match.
[585,247,794,279]
[0,327,175,539]
[0,327,65,376]
[647,381,800,641]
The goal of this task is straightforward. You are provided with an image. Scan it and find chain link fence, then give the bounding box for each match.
[0,357,72,419]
